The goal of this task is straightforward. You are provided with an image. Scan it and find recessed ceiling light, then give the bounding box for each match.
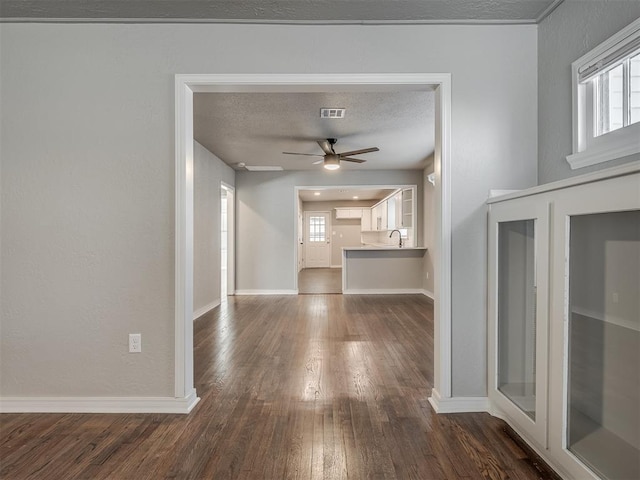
[314,192,321,196]
[353,196,359,199]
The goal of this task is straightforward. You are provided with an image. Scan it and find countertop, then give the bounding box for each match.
[342,245,428,251]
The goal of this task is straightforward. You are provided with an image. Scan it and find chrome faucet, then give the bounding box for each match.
[389,229,403,248]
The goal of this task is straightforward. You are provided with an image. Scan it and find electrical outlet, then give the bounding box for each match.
[612,292,619,304]
[129,333,142,353]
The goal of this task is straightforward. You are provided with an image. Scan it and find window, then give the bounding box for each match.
[568,18,640,169]
[593,52,640,136]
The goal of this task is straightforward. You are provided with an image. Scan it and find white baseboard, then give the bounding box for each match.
[193,299,220,320]
[0,389,200,414]
[428,388,489,413]
[343,288,425,295]
[234,289,298,295]
[421,289,434,300]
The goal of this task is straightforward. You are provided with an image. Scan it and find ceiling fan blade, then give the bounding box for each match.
[341,157,367,163]
[338,147,379,157]
[282,152,324,157]
[312,159,324,165]
[317,140,333,155]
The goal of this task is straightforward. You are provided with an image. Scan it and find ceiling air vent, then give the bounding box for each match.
[320,108,346,119]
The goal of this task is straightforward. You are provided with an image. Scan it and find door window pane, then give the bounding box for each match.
[568,210,640,480]
[309,216,325,242]
[497,220,536,420]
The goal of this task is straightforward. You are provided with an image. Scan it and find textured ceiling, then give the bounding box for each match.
[1,0,563,23]
[194,91,435,171]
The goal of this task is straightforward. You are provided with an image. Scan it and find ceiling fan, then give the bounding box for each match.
[283,138,379,170]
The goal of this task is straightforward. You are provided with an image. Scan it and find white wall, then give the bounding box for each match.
[0,22,537,399]
[538,1,640,184]
[193,141,235,318]
[302,200,376,267]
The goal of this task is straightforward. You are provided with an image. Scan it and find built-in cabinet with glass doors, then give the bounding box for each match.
[488,164,640,480]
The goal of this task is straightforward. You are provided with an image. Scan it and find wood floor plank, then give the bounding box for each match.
[1,295,557,479]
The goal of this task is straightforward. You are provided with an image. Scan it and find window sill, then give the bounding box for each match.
[567,137,640,170]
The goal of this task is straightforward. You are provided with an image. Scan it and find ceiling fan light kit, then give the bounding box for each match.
[323,155,341,170]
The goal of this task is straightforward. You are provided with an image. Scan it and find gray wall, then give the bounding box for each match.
[538,1,640,184]
[302,200,376,267]
[0,23,537,398]
[193,141,235,317]
[236,170,423,291]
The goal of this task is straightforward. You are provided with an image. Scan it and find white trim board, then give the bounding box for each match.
[343,288,426,295]
[0,390,200,414]
[234,289,298,295]
[428,388,489,413]
[2,17,550,26]
[175,73,453,414]
[193,299,220,321]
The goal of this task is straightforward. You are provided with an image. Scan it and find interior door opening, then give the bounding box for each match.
[299,210,340,294]
[175,73,452,410]
[221,183,235,299]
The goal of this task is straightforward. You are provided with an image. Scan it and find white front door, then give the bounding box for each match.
[304,211,331,268]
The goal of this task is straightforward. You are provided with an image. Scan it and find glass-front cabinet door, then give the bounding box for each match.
[566,210,639,480]
[548,171,640,480]
[488,199,549,448]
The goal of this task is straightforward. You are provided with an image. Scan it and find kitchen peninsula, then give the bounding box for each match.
[342,246,427,294]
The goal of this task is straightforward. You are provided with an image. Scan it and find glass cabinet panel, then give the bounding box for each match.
[568,210,640,480]
[497,220,537,420]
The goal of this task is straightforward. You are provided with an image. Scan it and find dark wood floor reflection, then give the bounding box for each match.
[298,268,342,294]
[1,295,551,479]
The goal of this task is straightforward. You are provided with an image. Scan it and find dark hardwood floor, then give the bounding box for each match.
[1,295,551,479]
[298,268,342,294]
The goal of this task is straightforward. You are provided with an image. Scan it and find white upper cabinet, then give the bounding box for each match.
[401,188,413,228]
[335,208,363,219]
[360,208,372,231]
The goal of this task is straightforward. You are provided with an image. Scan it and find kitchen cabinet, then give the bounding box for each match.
[386,192,401,230]
[360,208,372,231]
[401,188,413,227]
[367,188,416,231]
[487,163,640,480]
[335,208,363,219]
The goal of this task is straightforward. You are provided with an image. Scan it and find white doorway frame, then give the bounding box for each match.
[303,210,332,269]
[294,184,419,286]
[221,182,235,297]
[175,73,452,410]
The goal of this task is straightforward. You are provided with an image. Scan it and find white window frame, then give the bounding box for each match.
[568,18,640,170]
